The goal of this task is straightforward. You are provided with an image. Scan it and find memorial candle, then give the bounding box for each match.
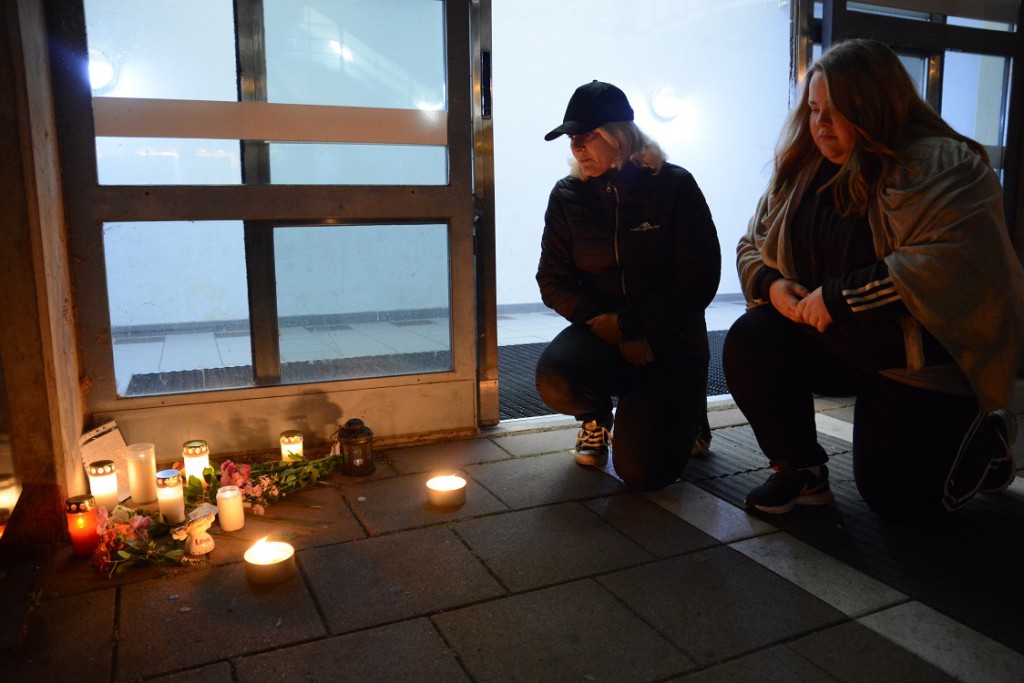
[87,460,120,512]
[216,485,245,532]
[181,439,210,484]
[65,495,100,557]
[155,469,186,524]
[125,442,158,504]
[279,430,303,461]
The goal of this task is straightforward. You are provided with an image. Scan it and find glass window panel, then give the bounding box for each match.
[268,143,447,184]
[104,221,252,397]
[84,0,238,101]
[274,224,452,383]
[263,0,446,110]
[942,52,1009,147]
[96,138,242,185]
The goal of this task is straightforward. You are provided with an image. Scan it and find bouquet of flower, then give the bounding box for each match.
[92,505,184,578]
[219,461,282,515]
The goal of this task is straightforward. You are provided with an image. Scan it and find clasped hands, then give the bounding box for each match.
[769,278,833,332]
[586,312,654,366]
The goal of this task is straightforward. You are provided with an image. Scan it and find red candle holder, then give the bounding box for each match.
[66,494,100,557]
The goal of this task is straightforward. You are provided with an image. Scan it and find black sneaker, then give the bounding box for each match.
[575,419,611,467]
[981,409,1018,494]
[745,465,834,514]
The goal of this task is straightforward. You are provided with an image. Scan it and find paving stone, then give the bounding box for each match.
[336,471,508,535]
[670,643,836,682]
[432,580,696,681]
[116,562,325,679]
[146,660,234,683]
[7,588,115,683]
[235,618,469,682]
[488,425,579,457]
[789,621,959,682]
[205,485,366,563]
[452,501,653,591]
[597,545,845,666]
[383,438,511,474]
[301,525,505,634]
[584,492,720,558]
[465,451,625,509]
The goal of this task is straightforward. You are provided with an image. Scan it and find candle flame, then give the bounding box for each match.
[427,475,466,492]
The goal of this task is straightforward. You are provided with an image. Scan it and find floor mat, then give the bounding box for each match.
[498,330,730,420]
[687,424,1024,654]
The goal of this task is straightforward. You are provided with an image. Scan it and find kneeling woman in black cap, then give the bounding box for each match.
[535,80,721,490]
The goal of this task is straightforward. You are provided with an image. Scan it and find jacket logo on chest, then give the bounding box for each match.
[631,221,661,232]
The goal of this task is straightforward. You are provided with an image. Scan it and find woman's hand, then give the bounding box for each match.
[618,339,654,366]
[796,287,833,332]
[586,312,623,344]
[769,278,809,323]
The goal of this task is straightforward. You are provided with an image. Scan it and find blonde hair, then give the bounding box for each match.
[569,121,667,179]
[772,38,987,215]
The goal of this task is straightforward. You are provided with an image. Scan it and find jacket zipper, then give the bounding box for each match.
[612,183,627,297]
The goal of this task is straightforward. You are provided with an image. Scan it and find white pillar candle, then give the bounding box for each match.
[279,430,303,462]
[426,475,467,508]
[125,443,158,504]
[87,460,120,512]
[244,537,296,584]
[216,485,245,532]
[155,469,186,524]
[181,440,210,484]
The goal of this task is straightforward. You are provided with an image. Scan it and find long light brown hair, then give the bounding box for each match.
[771,38,987,215]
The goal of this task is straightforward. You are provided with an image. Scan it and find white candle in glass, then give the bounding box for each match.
[87,460,120,512]
[279,431,303,461]
[181,440,210,484]
[216,485,245,532]
[155,469,186,524]
[125,443,158,504]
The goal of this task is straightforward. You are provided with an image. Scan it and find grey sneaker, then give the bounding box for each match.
[575,419,611,467]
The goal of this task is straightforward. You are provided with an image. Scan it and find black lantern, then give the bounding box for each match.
[339,418,375,476]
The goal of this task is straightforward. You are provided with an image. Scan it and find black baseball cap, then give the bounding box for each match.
[544,81,634,141]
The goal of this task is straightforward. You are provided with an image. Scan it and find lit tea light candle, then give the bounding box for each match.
[216,485,245,532]
[244,537,296,584]
[65,494,100,557]
[181,439,210,484]
[155,469,186,524]
[426,475,467,508]
[280,430,303,462]
[125,442,158,504]
[87,460,120,512]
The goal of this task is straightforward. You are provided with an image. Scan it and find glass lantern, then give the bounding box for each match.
[339,418,375,476]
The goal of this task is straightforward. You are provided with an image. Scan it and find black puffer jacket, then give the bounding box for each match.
[537,162,721,349]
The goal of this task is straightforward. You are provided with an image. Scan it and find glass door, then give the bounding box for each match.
[60,0,485,454]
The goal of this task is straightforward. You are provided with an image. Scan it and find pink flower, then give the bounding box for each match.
[129,514,150,531]
[251,504,265,516]
[96,506,110,534]
[239,464,252,481]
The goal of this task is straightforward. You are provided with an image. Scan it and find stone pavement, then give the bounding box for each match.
[4,399,1024,682]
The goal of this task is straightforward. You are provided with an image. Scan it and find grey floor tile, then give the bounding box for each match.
[465,451,625,509]
[489,425,580,457]
[205,485,367,560]
[383,437,511,475]
[452,501,653,591]
[597,546,845,666]
[146,661,234,683]
[300,526,505,634]
[235,618,469,682]
[335,471,508,535]
[432,580,696,682]
[789,621,958,683]
[584,492,721,558]
[117,563,325,679]
[670,644,838,682]
[8,589,115,683]
[646,481,776,543]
